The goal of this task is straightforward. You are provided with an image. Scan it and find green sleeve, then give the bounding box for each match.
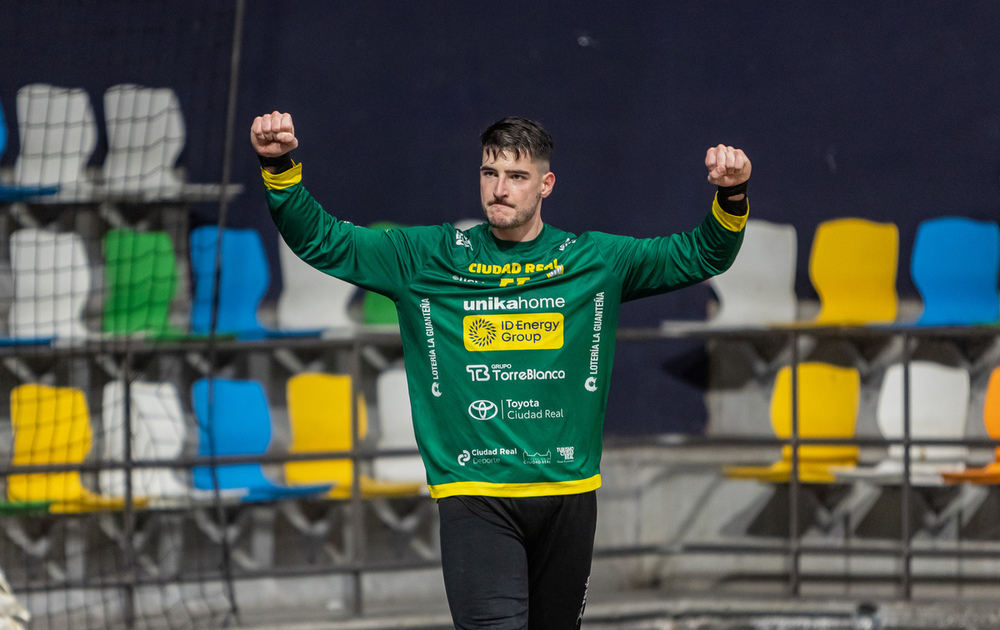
[262,164,440,299]
[590,195,746,302]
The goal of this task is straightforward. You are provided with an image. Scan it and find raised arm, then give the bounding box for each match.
[592,144,752,301]
[251,111,433,299]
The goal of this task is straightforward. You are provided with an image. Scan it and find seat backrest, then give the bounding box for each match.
[8,228,91,340]
[192,379,272,457]
[911,217,1000,326]
[809,218,899,325]
[8,384,93,502]
[984,367,1000,461]
[709,219,797,325]
[13,84,97,190]
[102,84,185,195]
[100,381,190,497]
[276,236,356,330]
[770,362,861,462]
[876,362,970,462]
[373,367,426,483]
[285,372,364,486]
[189,226,269,338]
[103,228,178,337]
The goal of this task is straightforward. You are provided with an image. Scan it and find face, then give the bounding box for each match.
[479,150,554,231]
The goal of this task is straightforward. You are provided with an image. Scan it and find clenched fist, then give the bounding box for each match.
[251,111,299,157]
[705,145,751,188]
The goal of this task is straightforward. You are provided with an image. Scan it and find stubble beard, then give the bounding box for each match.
[483,195,541,230]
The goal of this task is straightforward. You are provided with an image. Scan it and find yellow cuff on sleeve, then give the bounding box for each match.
[261,162,302,190]
[712,193,749,232]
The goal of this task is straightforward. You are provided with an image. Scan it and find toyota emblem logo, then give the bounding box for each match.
[468,400,498,420]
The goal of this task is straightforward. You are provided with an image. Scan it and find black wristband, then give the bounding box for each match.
[717,181,748,216]
[257,153,294,173]
[718,181,748,198]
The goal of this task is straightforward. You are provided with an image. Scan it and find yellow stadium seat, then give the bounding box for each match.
[284,373,424,499]
[809,218,899,325]
[8,384,148,513]
[725,362,861,483]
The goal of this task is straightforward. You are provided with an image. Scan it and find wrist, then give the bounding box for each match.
[716,181,748,216]
[257,153,294,173]
[718,180,748,199]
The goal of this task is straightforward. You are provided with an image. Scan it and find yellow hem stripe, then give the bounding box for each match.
[428,474,602,499]
[712,194,749,233]
[261,162,302,190]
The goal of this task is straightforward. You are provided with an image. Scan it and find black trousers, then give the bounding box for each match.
[438,491,597,630]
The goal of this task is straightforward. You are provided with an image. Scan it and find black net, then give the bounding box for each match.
[0,1,241,628]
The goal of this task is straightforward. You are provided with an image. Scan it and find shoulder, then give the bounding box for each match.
[575,229,635,248]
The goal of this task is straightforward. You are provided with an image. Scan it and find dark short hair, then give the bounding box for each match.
[480,116,553,164]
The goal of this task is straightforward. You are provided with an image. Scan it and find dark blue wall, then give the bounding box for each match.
[3,1,999,434]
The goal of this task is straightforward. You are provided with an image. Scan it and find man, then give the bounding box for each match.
[251,111,750,630]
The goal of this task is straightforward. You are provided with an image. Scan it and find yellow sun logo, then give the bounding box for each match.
[467,318,496,348]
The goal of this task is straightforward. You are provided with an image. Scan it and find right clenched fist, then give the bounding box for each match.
[251,111,299,157]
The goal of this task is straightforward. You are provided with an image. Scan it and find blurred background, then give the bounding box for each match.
[0,2,998,629]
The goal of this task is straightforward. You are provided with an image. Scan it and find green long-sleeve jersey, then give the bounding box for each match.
[263,163,746,499]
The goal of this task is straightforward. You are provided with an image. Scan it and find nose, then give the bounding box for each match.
[492,175,508,199]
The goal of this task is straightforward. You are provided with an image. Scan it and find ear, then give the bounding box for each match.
[540,171,555,198]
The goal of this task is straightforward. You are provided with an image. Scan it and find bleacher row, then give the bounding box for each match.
[699,215,999,329]
[1,83,238,203]
[5,370,425,515]
[0,222,399,345]
[723,361,1000,486]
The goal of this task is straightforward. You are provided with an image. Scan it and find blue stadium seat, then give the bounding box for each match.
[911,217,1000,326]
[190,226,321,340]
[191,378,332,502]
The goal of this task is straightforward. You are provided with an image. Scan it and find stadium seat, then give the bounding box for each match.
[809,218,899,325]
[911,217,1000,326]
[102,228,179,338]
[190,226,268,339]
[102,84,185,199]
[276,235,356,332]
[190,226,321,340]
[373,367,427,486]
[708,219,798,326]
[8,384,148,512]
[99,381,246,506]
[6,229,91,342]
[943,366,1000,484]
[12,84,97,202]
[724,362,861,483]
[836,362,970,486]
[0,98,58,200]
[284,372,424,499]
[191,378,332,502]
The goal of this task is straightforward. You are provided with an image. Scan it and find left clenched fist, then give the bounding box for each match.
[705,145,751,188]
